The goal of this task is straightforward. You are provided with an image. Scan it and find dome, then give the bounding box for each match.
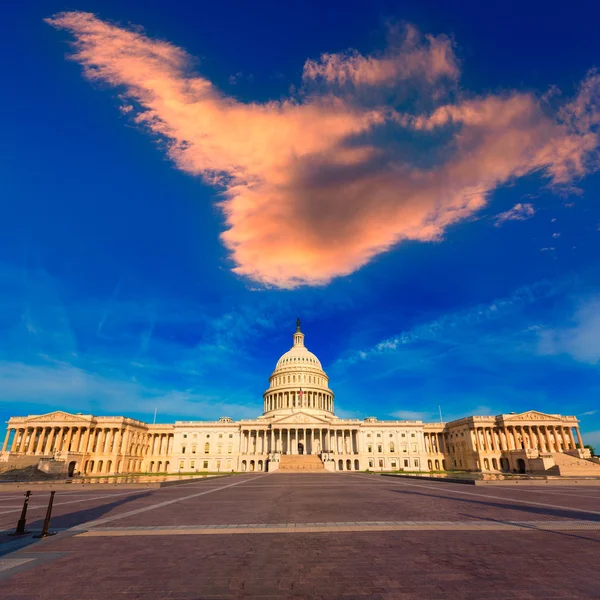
[262,319,335,417]
[275,346,322,371]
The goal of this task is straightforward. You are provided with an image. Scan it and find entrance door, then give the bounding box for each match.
[68,461,77,477]
[516,458,526,474]
[298,443,304,455]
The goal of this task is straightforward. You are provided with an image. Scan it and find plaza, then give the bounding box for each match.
[1,472,600,599]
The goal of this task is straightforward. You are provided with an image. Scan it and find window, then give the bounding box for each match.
[367,433,371,438]
[389,443,395,453]
[412,443,417,452]
[203,460,208,469]
[404,459,409,467]
[227,444,232,454]
[401,433,406,438]
[217,444,223,454]
[367,445,372,453]
[192,445,197,454]
[183,434,187,439]
[219,434,223,438]
[179,461,184,469]
[414,459,419,467]
[378,459,383,467]
[193,434,197,438]
[229,434,233,438]
[411,433,415,438]
[204,443,210,454]
[182,446,186,454]
[402,444,407,452]
[190,461,195,469]
[377,433,381,438]
[368,459,374,468]
[391,461,397,468]
[206,434,210,438]
[377,445,383,453]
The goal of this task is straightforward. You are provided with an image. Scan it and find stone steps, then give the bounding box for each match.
[550,453,600,477]
[279,454,325,471]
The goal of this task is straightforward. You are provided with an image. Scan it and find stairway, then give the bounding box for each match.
[547,453,600,477]
[278,454,325,472]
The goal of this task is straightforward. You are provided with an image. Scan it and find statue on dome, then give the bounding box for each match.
[296,317,301,332]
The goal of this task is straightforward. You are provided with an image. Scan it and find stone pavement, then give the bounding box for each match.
[0,472,599,599]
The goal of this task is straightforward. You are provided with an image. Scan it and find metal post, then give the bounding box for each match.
[33,491,57,538]
[9,490,31,536]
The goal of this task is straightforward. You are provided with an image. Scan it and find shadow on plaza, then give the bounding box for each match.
[459,513,600,544]
[388,487,600,523]
[0,491,151,557]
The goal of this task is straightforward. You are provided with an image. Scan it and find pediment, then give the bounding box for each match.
[270,412,332,425]
[27,411,93,424]
[501,410,561,422]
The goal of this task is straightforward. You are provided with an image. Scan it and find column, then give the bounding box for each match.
[64,428,74,453]
[10,429,20,452]
[18,428,28,453]
[122,429,131,457]
[543,426,553,452]
[43,428,54,454]
[26,428,35,454]
[114,429,122,454]
[561,427,569,451]
[575,427,584,451]
[82,428,92,454]
[568,427,576,450]
[535,426,544,451]
[2,428,11,453]
[37,428,49,454]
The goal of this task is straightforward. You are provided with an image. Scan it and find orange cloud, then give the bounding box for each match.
[302,24,458,87]
[47,12,600,288]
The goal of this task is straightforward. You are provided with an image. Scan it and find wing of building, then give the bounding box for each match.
[1,321,595,477]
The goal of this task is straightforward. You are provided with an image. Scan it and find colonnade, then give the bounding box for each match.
[240,428,360,455]
[264,391,334,413]
[423,432,446,454]
[2,425,175,458]
[469,424,583,453]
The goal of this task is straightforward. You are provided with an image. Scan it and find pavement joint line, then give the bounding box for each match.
[71,473,270,530]
[351,474,600,517]
[73,519,600,537]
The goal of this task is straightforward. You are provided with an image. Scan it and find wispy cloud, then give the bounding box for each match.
[337,281,555,365]
[493,203,535,226]
[538,295,600,364]
[46,13,600,288]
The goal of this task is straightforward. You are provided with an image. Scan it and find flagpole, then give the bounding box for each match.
[438,405,443,424]
[153,407,157,425]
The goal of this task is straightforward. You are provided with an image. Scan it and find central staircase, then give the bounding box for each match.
[547,453,600,477]
[278,454,325,472]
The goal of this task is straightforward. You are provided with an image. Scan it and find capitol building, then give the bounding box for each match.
[1,321,595,477]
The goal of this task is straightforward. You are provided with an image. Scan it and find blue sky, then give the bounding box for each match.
[2,1,600,446]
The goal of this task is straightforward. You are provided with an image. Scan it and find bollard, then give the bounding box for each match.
[9,490,31,536]
[33,491,57,538]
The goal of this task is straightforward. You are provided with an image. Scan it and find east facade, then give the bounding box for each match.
[0,323,593,477]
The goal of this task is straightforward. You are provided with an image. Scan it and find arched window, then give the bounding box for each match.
[217,444,223,454]
[287,376,290,383]
[204,443,210,454]
[293,375,296,383]
[389,443,395,453]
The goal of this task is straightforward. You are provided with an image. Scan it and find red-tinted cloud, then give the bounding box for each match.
[47,12,600,288]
